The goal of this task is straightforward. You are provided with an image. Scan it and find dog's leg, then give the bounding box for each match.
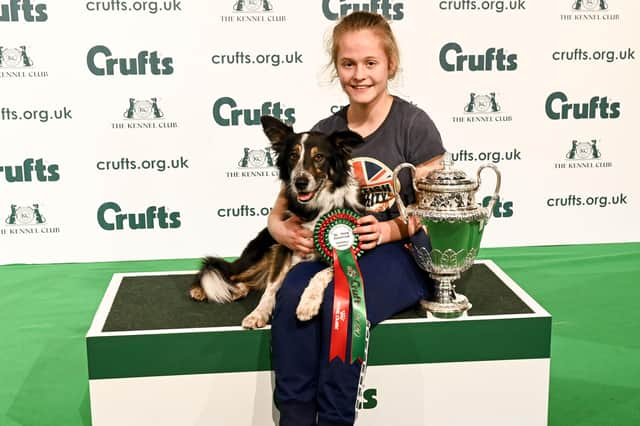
[241,279,281,329]
[241,248,293,329]
[229,283,250,300]
[296,266,333,321]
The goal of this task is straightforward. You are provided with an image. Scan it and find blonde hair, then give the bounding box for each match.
[328,11,400,80]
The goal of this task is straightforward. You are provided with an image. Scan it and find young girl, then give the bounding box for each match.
[268,11,445,426]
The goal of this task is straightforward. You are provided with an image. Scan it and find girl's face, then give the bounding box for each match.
[336,29,392,108]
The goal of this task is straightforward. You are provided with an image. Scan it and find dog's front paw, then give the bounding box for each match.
[241,310,269,329]
[296,287,323,321]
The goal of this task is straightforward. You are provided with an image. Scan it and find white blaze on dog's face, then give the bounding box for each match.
[290,133,325,204]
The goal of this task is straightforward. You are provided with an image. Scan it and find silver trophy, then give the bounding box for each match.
[393,153,501,318]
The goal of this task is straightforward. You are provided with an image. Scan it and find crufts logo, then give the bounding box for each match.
[86,45,174,76]
[5,204,45,225]
[572,0,608,11]
[440,42,517,72]
[482,195,513,218]
[0,0,47,22]
[0,158,60,183]
[322,0,404,20]
[545,91,620,120]
[358,389,378,409]
[0,46,33,68]
[213,96,295,126]
[97,202,181,231]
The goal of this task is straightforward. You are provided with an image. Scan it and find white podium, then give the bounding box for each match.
[86,260,551,426]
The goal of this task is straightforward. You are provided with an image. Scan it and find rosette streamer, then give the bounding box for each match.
[314,208,367,363]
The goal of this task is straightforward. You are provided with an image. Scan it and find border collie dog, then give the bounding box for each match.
[190,116,364,329]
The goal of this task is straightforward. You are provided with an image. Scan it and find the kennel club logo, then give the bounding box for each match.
[5,204,45,225]
[1,203,60,237]
[562,0,619,20]
[234,0,272,11]
[0,45,48,78]
[573,0,608,11]
[0,45,33,67]
[452,92,512,124]
[465,92,501,113]
[124,98,164,120]
[221,0,286,22]
[111,97,178,130]
[567,139,600,160]
[226,146,278,178]
[554,139,613,169]
[239,146,274,168]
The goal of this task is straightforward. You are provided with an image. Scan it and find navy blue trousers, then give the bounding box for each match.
[271,237,433,426]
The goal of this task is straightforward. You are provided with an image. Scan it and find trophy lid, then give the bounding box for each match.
[415,152,478,193]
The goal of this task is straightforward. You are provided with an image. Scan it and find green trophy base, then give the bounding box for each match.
[86,260,551,426]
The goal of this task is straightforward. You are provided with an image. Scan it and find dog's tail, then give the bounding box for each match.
[193,228,277,303]
[195,257,237,303]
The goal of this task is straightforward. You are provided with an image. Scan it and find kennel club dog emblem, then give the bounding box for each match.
[5,204,46,225]
[123,98,164,120]
[238,147,274,168]
[0,46,34,68]
[234,0,272,12]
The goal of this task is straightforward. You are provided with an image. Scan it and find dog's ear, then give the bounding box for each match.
[261,115,293,153]
[329,130,364,157]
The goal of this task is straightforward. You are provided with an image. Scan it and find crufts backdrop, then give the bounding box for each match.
[1,0,637,264]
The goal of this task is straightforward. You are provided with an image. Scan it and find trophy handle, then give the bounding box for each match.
[476,164,501,223]
[392,162,417,224]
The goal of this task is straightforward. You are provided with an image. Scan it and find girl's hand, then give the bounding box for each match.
[278,215,314,256]
[408,215,422,237]
[354,215,384,250]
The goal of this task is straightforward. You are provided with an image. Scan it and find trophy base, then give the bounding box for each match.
[421,293,471,319]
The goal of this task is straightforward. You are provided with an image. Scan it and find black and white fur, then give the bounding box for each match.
[190,115,364,329]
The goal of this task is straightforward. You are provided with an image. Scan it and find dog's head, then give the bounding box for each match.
[261,115,363,205]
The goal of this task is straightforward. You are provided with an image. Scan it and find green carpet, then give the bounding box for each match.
[0,243,639,426]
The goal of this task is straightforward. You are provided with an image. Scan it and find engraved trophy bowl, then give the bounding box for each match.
[392,152,501,318]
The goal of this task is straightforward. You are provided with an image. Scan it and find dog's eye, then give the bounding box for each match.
[314,153,324,162]
[289,152,299,161]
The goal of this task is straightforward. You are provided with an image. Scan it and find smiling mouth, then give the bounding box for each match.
[296,190,317,203]
[294,178,325,204]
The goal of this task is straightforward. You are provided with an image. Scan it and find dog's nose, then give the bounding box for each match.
[294,176,309,191]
